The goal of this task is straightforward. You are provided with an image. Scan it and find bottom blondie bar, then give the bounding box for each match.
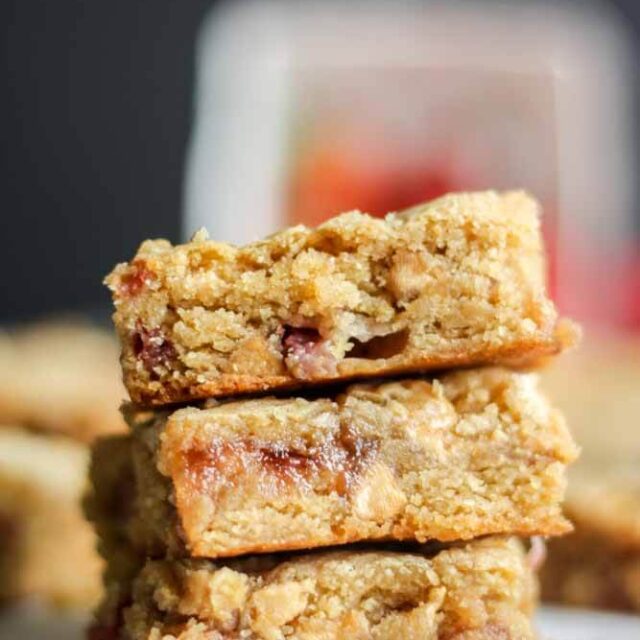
[92,537,536,640]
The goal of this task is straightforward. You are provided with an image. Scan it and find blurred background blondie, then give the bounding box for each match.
[541,339,640,612]
[0,322,125,609]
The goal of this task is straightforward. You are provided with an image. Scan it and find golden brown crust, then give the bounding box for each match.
[132,326,577,406]
[92,368,579,559]
[104,537,537,640]
[106,191,577,406]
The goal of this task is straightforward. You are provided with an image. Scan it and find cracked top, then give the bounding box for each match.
[106,191,578,406]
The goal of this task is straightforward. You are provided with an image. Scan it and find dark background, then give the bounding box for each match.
[0,0,211,321]
[1,0,639,322]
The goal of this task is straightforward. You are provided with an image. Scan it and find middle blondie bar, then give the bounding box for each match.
[112,367,576,559]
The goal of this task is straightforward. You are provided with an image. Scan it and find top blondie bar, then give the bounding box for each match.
[106,191,577,405]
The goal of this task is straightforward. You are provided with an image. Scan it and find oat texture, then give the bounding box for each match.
[106,191,577,405]
[97,537,537,640]
[90,368,577,559]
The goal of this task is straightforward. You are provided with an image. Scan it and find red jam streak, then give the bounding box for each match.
[118,259,155,297]
[179,425,378,501]
[132,322,176,377]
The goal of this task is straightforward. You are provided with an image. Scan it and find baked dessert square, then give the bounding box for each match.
[541,467,640,611]
[0,321,124,608]
[0,426,102,608]
[0,321,126,442]
[93,368,577,559]
[106,190,577,405]
[92,536,538,640]
[540,339,640,612]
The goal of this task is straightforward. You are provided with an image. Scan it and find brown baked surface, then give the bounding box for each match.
[90,368,577,559]
[0,321,126,442]
[92,536,537,640]
[106,191,577,406]
[0,426,102,608]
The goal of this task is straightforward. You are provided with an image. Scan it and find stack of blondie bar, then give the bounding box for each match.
[87,191,579,639]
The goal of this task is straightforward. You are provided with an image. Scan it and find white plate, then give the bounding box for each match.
[537,606,640,639]
[0,604,638,639]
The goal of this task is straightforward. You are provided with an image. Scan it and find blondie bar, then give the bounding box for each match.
[106,191,577,405]
[0,426,102,607]
[94,537,537,640]
[0,321,125,442]
[103,368,577,559]
[541,467,640,611]
[540,339,640,611]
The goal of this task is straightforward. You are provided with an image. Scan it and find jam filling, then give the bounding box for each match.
[179,424,378,501]
[118,258,155,297]
[282,326,322,357]
[132,322,176,377]
[280,324,409,379]
[280,325,338,379]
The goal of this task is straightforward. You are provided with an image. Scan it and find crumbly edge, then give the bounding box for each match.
[105,191,571,405]
[123,368,577,558]
[128,327,577,406]
[116,537,536,640]
[131,419,185,556]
